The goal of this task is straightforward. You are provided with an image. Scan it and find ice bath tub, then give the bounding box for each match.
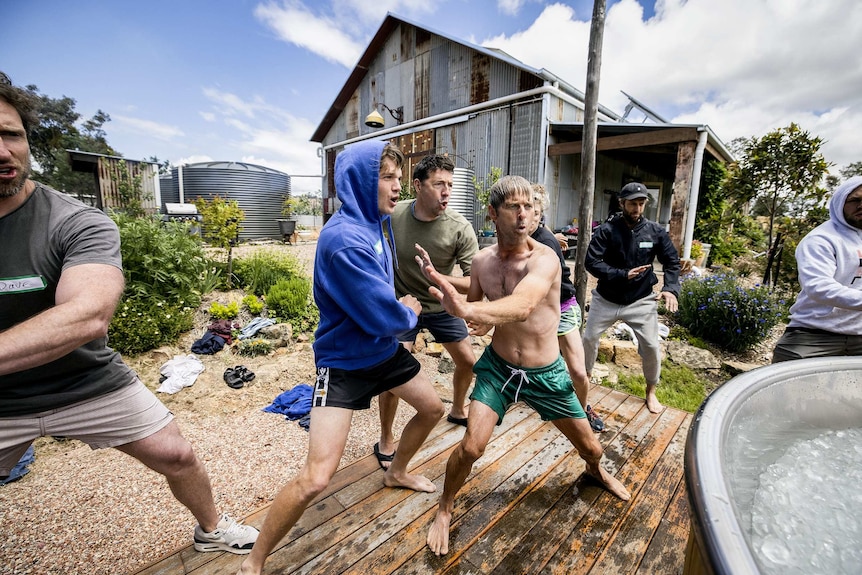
[683,356,862,574]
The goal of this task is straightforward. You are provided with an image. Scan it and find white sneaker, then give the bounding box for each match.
[193,513,259,554]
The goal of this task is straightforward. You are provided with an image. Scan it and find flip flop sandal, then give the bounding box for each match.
[223,367,244,389]
[373,442,396,470]
[234,365,256,382]
[446,414,468,427]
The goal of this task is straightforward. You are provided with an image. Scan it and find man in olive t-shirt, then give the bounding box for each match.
[374,154,478,468]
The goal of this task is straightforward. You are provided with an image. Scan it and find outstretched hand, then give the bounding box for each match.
[416,243,469,320]
[657,291,678,313]
[414,243,437,282]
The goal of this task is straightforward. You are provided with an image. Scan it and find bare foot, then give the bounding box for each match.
[645,391,664,414]
[588,466,631,501]
[383,470,437,492]
[426,508,452,555]
[237,559,259,575]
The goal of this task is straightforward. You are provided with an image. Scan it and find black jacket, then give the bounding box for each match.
[585,214,681,305]
[531,226,576,303]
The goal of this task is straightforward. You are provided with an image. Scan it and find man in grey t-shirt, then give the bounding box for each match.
[0,78,257,555]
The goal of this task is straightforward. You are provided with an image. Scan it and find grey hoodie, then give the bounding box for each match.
[788,175,862,333]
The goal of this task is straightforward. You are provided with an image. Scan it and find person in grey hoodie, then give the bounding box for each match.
[772,175,862,362]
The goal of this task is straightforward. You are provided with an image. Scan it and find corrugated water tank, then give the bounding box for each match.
[171,161,290,241]
[451,167,476,231]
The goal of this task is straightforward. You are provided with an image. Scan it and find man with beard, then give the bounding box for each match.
[0,78,258,554]
[582,182,680,413]
[772,176,862,362]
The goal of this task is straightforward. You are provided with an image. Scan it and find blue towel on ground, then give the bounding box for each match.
[2,445,35,485]
[263,384,313,421]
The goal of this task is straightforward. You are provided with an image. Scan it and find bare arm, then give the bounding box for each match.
[425,249,559,326]
[413,243,470,294]
[0,264,124,376]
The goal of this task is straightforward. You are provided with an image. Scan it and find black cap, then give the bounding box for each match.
[619,182,649,200]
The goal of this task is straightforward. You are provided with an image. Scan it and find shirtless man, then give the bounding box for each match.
[422,175,630,556]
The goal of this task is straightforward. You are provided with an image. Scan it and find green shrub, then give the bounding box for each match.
[676,273,786,353]
[266,277,318,333]
[109,214,211,354]
[111,213,210,308]
[209,300,239,319]
[667,325,710,350]
[243,294,264,315]
[237,338,274,357]
[108,297,194,356]
[234,250,306,296]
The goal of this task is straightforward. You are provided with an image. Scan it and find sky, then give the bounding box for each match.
[4,0,861,196]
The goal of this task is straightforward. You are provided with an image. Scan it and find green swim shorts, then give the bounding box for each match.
[471,345,586,425]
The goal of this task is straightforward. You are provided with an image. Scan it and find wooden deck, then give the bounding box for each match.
[135,385,693,575]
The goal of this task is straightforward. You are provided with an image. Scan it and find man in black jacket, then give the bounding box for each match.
[583,182,680,413]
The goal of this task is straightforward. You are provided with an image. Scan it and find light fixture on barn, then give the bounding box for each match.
[364,103,404,128]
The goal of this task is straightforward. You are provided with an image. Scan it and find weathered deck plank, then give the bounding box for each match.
[133,387,694,575]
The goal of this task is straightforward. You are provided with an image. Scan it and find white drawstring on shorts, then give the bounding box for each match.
[501,367,530,403]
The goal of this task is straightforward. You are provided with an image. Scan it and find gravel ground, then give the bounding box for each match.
[0,240,422,575]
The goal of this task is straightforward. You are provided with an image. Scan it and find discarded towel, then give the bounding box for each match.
[207,319,239,345]
[263,384,313,423]
[238,317,275,340]
[191,331,226,354]
[1,445,35,485]
[157,354,205,394]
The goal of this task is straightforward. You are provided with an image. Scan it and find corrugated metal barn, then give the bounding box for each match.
[310,12,734,257]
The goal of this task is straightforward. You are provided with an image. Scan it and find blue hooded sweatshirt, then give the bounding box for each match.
[312,140,418,370]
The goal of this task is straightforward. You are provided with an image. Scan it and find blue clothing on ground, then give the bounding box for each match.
[1,445,35,485]
[190,331,226,354]
[263,384,314,420]
[312,140,418,370]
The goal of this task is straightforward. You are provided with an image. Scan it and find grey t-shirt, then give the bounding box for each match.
[0,183,135,416]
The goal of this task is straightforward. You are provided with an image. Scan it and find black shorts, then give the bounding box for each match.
[397,310,469,344]
[313,345,421,410]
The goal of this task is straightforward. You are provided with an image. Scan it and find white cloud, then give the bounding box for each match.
[497,0,526,16]
[481,0,862,170]
[110,115,185,142]
[187,87,323,193]
[254,1,365,67]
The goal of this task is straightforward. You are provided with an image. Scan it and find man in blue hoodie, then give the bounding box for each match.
[773,176,862,362]
[239,141,445,575]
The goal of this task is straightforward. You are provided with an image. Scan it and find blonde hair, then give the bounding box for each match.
[531,182,549,214]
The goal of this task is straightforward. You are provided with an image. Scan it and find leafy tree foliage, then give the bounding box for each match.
[23,84,116,198]
[840,161,862,179]
[194,196,244,286]
[285,192,322,216]
[724,123,831,251]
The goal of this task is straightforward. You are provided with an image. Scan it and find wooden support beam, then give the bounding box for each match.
[548,127,699,157]
[669,141,696,252]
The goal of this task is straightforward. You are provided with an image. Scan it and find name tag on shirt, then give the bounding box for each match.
[639,241,654,249]
[0,275,47,294]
